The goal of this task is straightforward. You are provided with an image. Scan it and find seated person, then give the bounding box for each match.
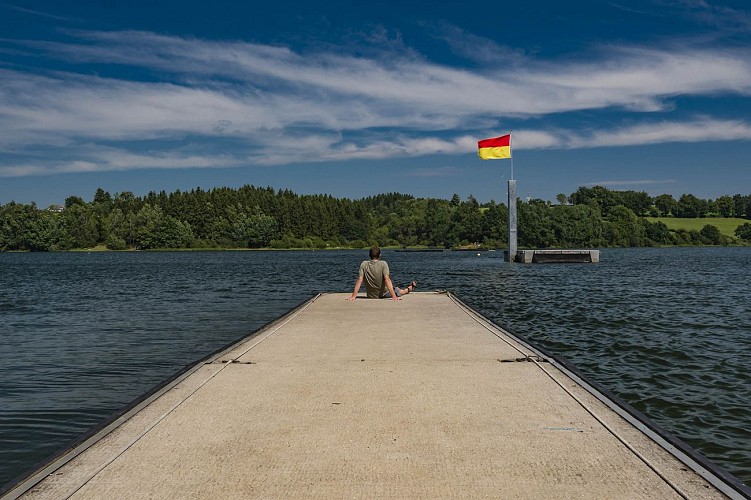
[347,246,416,301]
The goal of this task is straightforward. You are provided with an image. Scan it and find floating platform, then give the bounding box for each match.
[4,292,747,499]
[511,249,601,263]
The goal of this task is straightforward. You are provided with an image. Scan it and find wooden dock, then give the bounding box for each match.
[5,292,746,499]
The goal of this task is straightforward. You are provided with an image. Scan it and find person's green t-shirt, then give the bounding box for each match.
[359,259,390,298]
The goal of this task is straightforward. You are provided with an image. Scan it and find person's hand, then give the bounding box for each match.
[346,295,357,301]
[391,296,401,301]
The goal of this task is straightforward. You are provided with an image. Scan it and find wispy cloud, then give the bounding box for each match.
[563,118,751,148]
[404,166,461,178]
[430,23,528,66]
[22,30,751,116]
[584,179,677,187]
[503,118,751,150]
[0,3,79,22]
[660,0,751,32]
[0,147,244,178]
[0,29,750,177]
[609,2,666,17]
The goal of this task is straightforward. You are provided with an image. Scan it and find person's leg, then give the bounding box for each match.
[397,281,417,295]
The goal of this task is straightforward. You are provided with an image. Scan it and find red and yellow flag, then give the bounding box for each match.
[478,134,511,160]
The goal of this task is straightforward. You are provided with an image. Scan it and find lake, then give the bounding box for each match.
[1,248,749,488]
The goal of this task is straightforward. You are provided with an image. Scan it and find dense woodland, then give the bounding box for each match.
[1,185,751,251]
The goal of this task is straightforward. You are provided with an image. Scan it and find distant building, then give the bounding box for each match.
[47,205,65,213]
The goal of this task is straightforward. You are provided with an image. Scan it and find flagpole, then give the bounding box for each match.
[507,131,517,262]
[478,131,516,262]
[510,130,514,180]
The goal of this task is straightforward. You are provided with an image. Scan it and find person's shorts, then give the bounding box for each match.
[381,286,401,298]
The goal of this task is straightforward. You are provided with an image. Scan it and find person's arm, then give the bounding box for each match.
[384,274,400,301]
[347,275,364,300]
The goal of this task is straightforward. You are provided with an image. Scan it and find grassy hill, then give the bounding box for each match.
[646,217,748,237]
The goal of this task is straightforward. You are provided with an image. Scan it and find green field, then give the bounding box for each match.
[646,217,749,237]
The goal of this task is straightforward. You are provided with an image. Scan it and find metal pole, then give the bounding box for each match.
[509,131,514,181]
[508,179,517,262]
[507,131,517,263]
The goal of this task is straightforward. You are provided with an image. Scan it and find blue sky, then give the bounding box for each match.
[1,0,750,207]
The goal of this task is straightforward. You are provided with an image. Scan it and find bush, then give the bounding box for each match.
[735,223,751,242]
[106,235,128,250]
[699,224,722,245]
[642,219,671,246]
[269,239,289,249]
[310,236,328,249]
[190,239,217,249]
[671,229,704,245]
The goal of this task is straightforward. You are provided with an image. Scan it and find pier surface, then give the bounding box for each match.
[516,249,600,263]
[10,293,737,499]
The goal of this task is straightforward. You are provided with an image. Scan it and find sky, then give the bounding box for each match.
[1,0,750,207]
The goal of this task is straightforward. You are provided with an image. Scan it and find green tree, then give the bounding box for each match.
[6,184,750,252]
[642,219,671,246]
[424,199,453,247]
[653,194,677,217]
[453,195,482,244]
[699,224,722,245]
[603,205,644,247]
[93,188,113,206]
[64,196,86,208]
[551,204,602,247]
[732,194,748,219]
[480,202,508,247]
[519,200,555,248]
[570,186,624,217]
[149,216,194,248]
[133,204,165,249]
[113,191,141,217]
[232,213,279,248]
[105,208,130,247]
[735,223,751,242]
[715,195,734,218]
[0,203,62,251]
[675,194,708,218]
[61,203,99,248]
[619,190,652,216]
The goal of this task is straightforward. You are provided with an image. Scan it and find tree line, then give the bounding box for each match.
[1,185,750,252]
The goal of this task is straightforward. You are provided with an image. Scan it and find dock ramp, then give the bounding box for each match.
[4,292,748,499]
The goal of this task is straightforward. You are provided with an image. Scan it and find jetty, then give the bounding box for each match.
[5,292,747,499]
[508,249,601,263]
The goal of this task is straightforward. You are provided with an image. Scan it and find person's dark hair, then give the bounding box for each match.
[369,246,381,260]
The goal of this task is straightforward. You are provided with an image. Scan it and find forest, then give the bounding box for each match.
[1,185,751,251]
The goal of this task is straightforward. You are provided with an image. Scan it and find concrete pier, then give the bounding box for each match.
[514,249,600,263]
[5,292,744,499]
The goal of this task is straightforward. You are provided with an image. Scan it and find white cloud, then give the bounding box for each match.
[0,146,245,177]
[1,30,750,177]
[17,30,751,116]
[566,118,751,148]
[482,118,751,151]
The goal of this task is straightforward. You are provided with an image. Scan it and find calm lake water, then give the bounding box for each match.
[1,248,750,488]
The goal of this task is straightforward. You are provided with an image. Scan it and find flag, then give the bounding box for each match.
[478,134,511,160]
